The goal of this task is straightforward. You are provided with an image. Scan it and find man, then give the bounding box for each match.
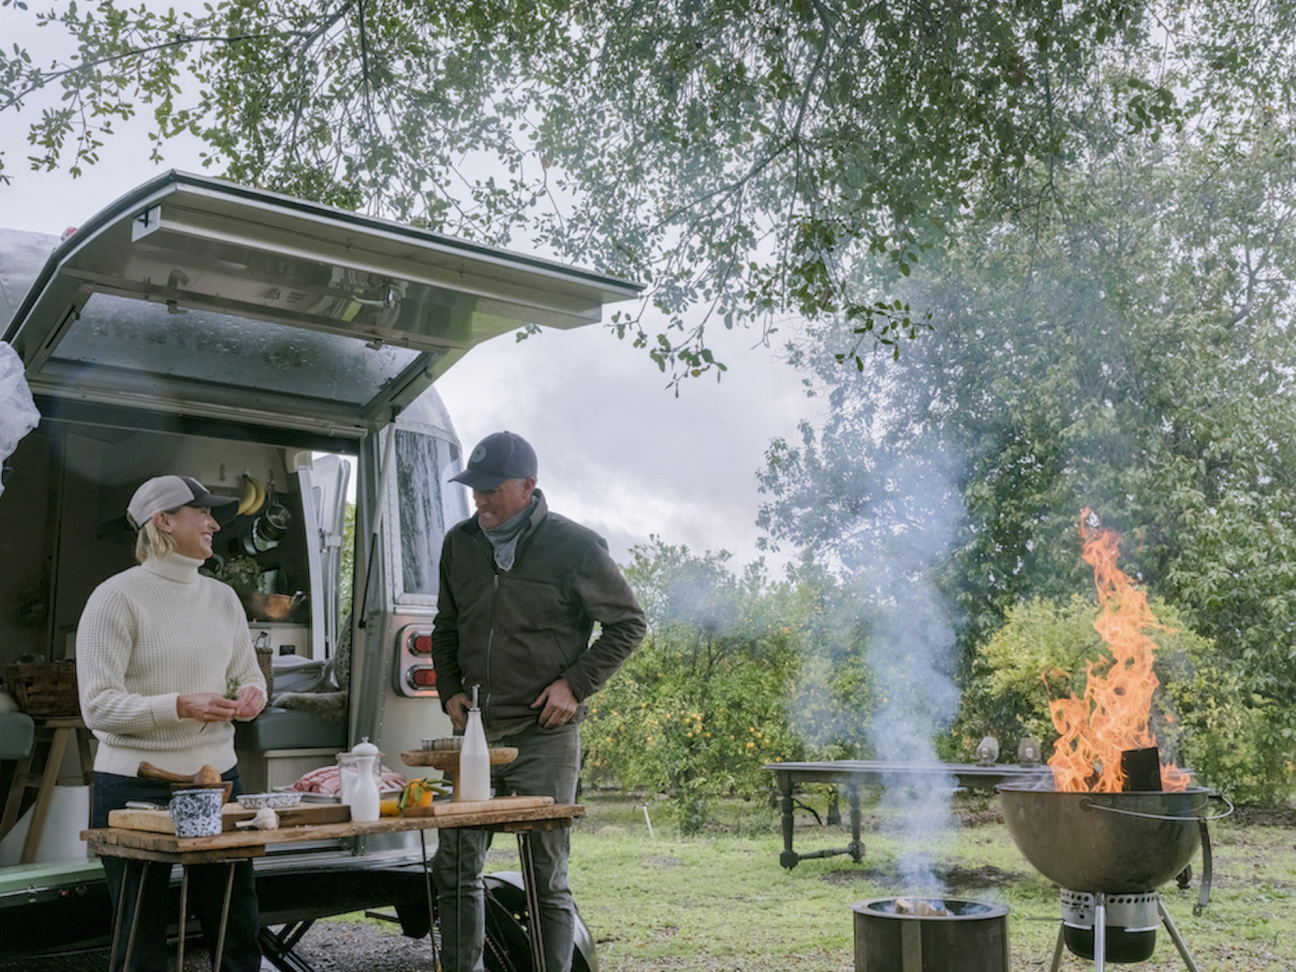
[430,431,647,972]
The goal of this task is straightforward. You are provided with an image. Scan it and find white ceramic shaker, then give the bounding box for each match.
[348,737,381,822]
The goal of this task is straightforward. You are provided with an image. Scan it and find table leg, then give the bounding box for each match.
[120,860,150,972]
[0,749,34,842]
[846,785,864,863]
[212,863,236,972]
[175,866,189,972]
[515,832,548,972]
[107,861,129,972]
[777,773,798,869]
[419,829,440,968]
[75,727,95,786]
[21,726,70,863]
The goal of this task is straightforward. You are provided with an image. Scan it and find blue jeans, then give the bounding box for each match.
[92,769,261,972]
[432,721,581,972]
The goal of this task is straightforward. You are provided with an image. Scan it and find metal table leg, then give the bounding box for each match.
[106,860,130,972]
[515,832,548,972]
[778,778,798,869]
[211,863,236,972]
[175,866,190,972]
[419,829,440,968]
[118,860,151,972]
[846,785,864,863]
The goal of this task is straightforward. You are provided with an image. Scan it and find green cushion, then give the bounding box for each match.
[235,705,346,753]
[0,711,35,760]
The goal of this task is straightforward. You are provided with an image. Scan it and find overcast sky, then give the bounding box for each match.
[0,11,821,572]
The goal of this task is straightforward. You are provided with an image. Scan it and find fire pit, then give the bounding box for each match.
[999,782,1228,970]
[852,897,1009,972]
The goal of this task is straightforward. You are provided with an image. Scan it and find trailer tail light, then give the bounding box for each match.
[394,624,438,698]
[408,667,437,688]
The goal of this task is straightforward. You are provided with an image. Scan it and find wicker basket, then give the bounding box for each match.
[256,647,274,698]
[5,662,80,717]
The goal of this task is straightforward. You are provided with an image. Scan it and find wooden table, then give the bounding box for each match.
[764,760,1051,869]
[83,799,585,972]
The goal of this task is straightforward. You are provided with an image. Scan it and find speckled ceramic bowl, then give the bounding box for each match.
[169,788,224,837]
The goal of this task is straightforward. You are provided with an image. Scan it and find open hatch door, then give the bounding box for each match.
[3,171,642,437]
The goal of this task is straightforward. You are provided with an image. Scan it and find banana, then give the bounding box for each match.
[249,476,266,514]
[236,475,258,516]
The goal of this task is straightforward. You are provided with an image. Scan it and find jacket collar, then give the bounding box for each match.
[467,487,548,534]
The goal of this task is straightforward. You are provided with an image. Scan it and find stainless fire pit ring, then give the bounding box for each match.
[852,897,1009,972]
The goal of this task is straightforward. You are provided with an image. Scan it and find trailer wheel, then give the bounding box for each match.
[482,871,597,972]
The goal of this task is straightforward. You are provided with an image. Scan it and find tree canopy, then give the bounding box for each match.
[5,0,1279,377]
[756,103,1296,790]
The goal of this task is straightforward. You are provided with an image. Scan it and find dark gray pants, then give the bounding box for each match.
[432,721,580,972]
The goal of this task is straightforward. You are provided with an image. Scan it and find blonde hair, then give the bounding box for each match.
[134,514,178,564]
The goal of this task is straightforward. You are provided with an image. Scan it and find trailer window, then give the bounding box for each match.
[54,293,423,409]
[393,430,467,599]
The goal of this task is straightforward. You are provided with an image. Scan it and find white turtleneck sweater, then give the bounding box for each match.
[76,553,266,778]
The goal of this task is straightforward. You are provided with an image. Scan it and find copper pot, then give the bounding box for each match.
[240,591,308,623]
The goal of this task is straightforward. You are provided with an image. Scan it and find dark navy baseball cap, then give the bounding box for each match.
[450,431,538,490]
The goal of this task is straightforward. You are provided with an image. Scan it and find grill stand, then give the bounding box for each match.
[1047,893,1201,972]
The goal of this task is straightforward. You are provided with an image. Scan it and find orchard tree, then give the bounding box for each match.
[1,0,1256,378]
[756,119,1296,791]
[583,539,882,831]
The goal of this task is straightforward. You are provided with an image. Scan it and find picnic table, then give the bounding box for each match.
[764,760,1050,869]
[83,797,583,972]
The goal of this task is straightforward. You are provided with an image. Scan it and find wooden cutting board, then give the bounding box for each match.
[400,795,554,818]
[108,802,350,834]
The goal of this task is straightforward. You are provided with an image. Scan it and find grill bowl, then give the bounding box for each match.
[997,784,1208,893]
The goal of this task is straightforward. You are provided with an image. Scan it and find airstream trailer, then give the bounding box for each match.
[0,171,641,969]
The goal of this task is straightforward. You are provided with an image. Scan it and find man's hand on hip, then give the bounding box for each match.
[531,678,578,728]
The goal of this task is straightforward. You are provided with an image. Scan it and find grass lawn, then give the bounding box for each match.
[558,788,1296,972]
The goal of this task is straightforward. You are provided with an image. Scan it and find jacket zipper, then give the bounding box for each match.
[483,569,499,726]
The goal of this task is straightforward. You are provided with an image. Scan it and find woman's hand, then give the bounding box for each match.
[233,685,266,720]
[177,692,241,724]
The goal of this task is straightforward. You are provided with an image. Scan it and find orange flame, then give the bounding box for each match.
[1047,510,1190,792]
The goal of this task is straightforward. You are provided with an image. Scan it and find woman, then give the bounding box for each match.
[78,474,266,972]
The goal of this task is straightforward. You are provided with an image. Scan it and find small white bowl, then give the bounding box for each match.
[238,791,301,810]
[421,737,463,752]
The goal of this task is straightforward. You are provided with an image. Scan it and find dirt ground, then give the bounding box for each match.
[0,919,432,972]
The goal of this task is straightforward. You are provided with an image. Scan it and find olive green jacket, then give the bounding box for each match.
[431,490,647,738]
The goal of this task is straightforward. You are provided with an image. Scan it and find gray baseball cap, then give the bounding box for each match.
[449,431,538,491]
[126,475,239,530]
